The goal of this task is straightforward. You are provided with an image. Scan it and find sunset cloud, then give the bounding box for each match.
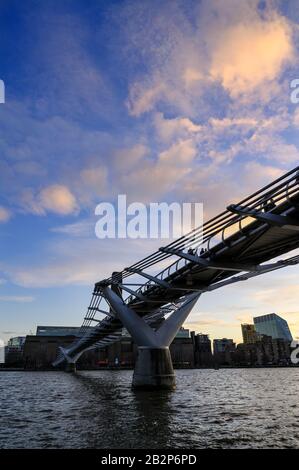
[154,113,202,142]
[209,16,293,96]
[21,184,78,216]
[125,1,295,116]
[0,206,11,223]
[118,139,197,200]
[78,166,108,204]
[38,185,78,215]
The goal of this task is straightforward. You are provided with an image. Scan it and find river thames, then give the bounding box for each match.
[1,368,299,449]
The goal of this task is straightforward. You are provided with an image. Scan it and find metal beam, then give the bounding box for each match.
[207,255,299,292]
[227,204,299,231]
[87,306,115,317]
[92,290,102,296]
[159,247,257,272]
[115,283,147,301]
[126,267,171,289]
[84,317,102,323]
[111,282,172,304]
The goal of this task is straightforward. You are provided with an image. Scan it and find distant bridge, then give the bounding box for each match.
[54,165,299,389]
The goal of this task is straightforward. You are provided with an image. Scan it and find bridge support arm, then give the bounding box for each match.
[156,293,200,346]
[103,287,160,348]
[58,347,85,373]
[103,287,200,389]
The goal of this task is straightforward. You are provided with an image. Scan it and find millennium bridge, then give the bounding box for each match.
[53,165,299,389]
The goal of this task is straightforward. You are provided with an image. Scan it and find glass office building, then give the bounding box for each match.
[253,313,293,341]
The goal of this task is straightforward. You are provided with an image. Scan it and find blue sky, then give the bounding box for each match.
[1,0,299,344]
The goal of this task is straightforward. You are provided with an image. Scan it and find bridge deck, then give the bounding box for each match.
[128,194,299,313]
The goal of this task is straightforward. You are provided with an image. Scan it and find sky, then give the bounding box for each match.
[0,0,299,345]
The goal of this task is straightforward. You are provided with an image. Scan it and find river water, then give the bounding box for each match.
[0,368,298,448]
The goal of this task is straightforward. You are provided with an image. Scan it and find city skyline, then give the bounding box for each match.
[1,309,296,347]
[1,0,299,344]
[3,312,295,369]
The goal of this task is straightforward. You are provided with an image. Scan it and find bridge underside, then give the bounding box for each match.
[53,166,299,389]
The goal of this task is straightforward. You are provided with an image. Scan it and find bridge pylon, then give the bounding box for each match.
[103,287,200,390]
[59,347,81,373]
[65,362,76,373]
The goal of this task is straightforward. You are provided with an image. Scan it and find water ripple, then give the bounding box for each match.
[0,369,298,448]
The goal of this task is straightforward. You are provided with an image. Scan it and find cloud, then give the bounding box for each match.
[0,101,116,211]
[128,82,166,117]
[1,2,296,220]
[118,139,197,200]
[209,117,258,131]
[39,185,78,215]
[196,112,299,167]
[0,295,35,303]
[209,15,293,97]
[113,144,149,170]
[0,206,11,223]
[159,138,197,166]
[22,184,78,216]
[186,316,236,327]
[183,67,203,86]
[77,166,108,205]
[293,108,299,127]
[51,220,94,237]
[154,113,202,143]
[124,0,295,115]
[27,8,115,120]
[253,284,299,306]
[117,1,298,201]
[121,1,208,117]
[80,167,107,190]
[3,236,163,288]
[241,161,283,188]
